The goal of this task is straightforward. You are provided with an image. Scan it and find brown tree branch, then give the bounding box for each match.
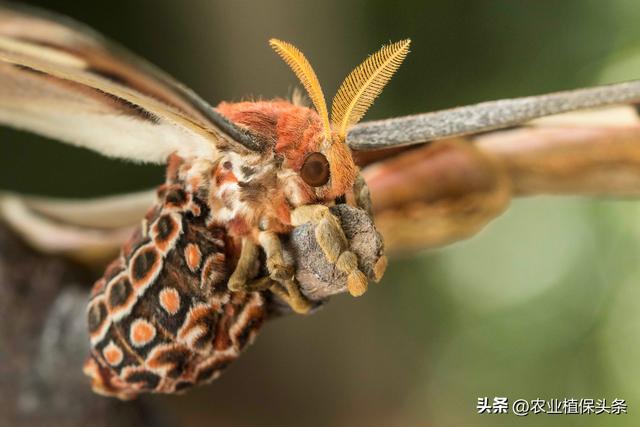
[476,125,640,196]
[366,122,640,253]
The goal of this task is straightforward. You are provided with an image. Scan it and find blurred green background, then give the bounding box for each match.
[2,1,640,426]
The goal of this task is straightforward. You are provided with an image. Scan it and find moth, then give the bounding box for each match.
[1,3,640,400]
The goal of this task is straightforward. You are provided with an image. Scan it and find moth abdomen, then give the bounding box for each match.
[85,157,267,399]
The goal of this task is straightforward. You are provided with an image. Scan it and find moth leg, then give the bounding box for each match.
[258,230,294,281]
[259,231,312,314]
[352,174,388,283]
[291,205,368,297]
[268,280,313,314]
[228,238,260,292]
[243,276,274,292]
[352,173,373,217]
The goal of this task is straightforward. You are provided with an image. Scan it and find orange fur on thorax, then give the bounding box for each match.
[217,100,322,169]
[217,100,357,203]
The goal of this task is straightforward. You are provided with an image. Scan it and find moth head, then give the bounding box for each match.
[269,38,410,203]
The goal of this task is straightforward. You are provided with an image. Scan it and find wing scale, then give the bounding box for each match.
[0,3,261,163]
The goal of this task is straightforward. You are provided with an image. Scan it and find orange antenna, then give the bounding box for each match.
[331,39,411,139]
[269,39,332,140]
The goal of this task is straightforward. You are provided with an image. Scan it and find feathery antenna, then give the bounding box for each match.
[331,39,411,139]
[269,39,332,139]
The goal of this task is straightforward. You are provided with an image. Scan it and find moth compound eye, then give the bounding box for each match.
[300,152,330,187]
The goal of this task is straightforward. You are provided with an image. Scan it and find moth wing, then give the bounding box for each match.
[348,80,640,152]
[0,190,154,264]
[361,104,640,253]
[0,3,258,163]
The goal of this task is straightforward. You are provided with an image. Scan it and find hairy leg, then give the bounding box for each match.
[353,175,388,282]
[227,235,311,314]
[228,238,259,292]
[259,231,312,314]
[352,174,373,217]
[291,205,368,297]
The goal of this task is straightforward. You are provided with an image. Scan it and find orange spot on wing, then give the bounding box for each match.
[159,288,181,315]
[184,243,202,272]
[130,319,156,347]
[103,341,124,367]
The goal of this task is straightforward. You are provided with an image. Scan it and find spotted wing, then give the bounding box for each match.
[359,104,640,254]
[0,3,260,164]
[83,171,266,399]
